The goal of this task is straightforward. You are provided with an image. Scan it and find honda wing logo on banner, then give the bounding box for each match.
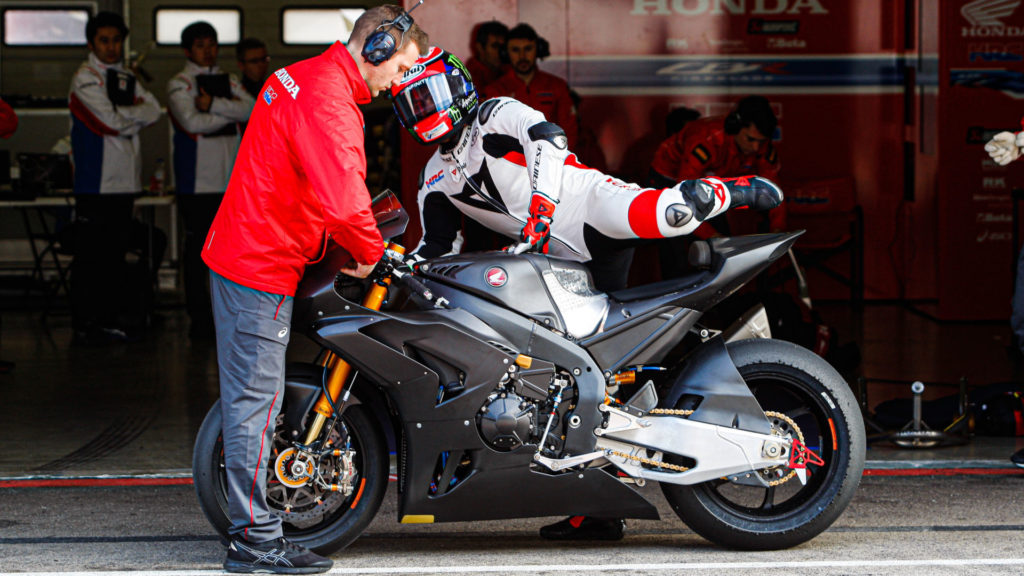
[961,0,1024,37]
[962,0,1020,27]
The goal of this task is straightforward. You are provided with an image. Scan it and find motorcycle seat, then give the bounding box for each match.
[607,270,713,303]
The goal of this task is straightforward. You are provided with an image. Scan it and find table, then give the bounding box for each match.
[0,194,177,315]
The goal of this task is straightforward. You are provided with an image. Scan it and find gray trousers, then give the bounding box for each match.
[210,271,293,543]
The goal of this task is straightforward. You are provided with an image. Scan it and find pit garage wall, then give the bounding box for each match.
[936,1,1024,320]
[402,1,949,306]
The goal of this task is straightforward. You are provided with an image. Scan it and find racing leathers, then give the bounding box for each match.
[414,97,782,291]
[69,52,161,194]
[167,60,255,195]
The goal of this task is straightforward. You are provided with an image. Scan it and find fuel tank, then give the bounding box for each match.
[418,252,609,339]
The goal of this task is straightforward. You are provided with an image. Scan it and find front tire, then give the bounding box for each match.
[661,338,865,550]
[192,394,388,554]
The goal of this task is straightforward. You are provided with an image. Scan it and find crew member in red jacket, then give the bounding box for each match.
[201,6,428,573]
[0,98,18,138]
[649,96,781,278]
[483,23,577,149]
[464,20,509,91]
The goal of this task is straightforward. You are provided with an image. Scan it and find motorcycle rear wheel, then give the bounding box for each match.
[192,391,388,554]
[661,338,865,550]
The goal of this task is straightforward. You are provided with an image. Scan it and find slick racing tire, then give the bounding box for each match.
[661,338,865,550]
[192,375,388,554]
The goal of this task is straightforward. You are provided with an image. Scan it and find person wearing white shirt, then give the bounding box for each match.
[69,11,161,344]
[166,21,255,338]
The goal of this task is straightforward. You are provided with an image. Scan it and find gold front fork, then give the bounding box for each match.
[301,242,405,446]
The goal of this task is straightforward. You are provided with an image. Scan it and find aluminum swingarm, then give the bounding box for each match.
[535,404,795,486]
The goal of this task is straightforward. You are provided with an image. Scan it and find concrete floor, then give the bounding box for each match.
[1,297,1023,480]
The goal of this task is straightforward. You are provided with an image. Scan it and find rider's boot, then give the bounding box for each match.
[676,175,784,223]
[718,175,784,211]
[539,516,625,541]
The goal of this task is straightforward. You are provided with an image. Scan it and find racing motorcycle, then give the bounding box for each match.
[193,191,865,553]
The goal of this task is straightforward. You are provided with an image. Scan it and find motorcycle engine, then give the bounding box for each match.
[476,368,573,453]
[477,391,537,451]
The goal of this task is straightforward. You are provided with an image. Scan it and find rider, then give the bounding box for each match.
[392,47,784,293]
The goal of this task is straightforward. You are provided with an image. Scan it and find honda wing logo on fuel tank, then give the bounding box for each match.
[962,0,1020,27]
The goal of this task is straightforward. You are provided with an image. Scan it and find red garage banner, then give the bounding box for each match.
[402,1,1017,317]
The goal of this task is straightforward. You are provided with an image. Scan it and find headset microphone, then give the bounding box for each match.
[361,0,426,66]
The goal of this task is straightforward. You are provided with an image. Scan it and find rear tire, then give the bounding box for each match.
[192,390,388,554]
[661,338,865,550]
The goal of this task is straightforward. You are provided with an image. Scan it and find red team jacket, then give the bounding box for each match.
[484,69,578,149]
[202,42,384,296]
[650,116,780,183]
[650,116,783,232]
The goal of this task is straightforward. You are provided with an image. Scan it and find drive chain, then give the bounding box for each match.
[607,409,804,486]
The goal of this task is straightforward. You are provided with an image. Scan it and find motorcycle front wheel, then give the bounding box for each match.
[192,379,388,555]
[661,338,865,550]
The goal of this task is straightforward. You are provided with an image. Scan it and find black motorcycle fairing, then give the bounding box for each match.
[404,451,660,523]
[606,232,803,313]
[412,275,607,458]
[580,305,701,373]
[307,301,657,522]
[660,336,772,435]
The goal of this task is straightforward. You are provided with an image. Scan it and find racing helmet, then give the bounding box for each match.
[390,46,478,145]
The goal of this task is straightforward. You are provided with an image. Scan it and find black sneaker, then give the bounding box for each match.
[539,516,625,541]
[1011,449,1024,469]
[224,537,333,574]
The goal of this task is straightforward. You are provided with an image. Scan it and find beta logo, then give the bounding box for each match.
[485,267,508,287]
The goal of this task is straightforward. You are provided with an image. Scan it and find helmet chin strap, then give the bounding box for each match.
[438,125,469,153]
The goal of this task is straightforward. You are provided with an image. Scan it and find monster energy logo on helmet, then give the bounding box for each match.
[447,53,473,82]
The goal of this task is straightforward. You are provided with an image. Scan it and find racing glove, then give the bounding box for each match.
[519,191,557,254]
[403,252,425,272]
[986,131,1020,166]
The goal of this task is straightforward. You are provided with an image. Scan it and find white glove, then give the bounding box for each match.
[985,131,1020,166]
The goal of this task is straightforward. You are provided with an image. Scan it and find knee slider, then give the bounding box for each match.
[527,121,568,150]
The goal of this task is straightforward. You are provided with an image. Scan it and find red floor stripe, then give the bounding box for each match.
[863,467,1024,476]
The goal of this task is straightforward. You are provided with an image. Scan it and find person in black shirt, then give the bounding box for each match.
[235,38,269,99]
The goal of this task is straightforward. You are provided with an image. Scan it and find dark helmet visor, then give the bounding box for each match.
[393,74,455,129]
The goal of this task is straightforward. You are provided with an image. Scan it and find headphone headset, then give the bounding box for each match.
[723,109,743,135]
[361,0,424,66]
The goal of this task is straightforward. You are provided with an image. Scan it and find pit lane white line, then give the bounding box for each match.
[5,559,1024,575]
